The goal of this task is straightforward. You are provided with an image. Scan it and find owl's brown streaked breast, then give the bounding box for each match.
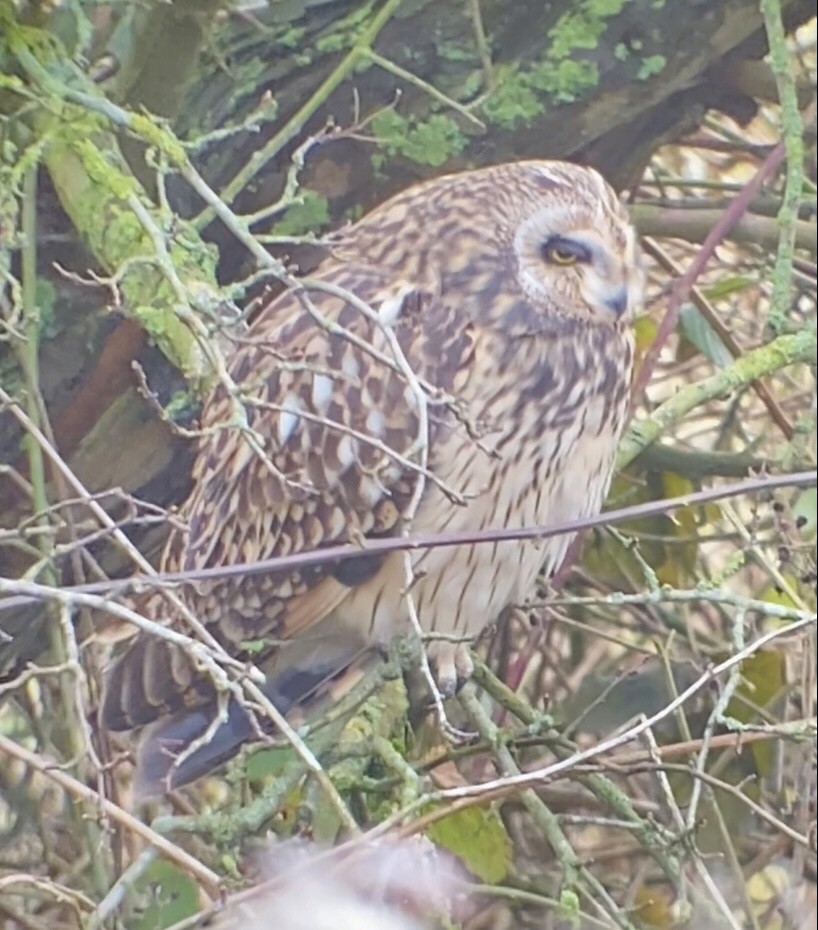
[332,320,633,661]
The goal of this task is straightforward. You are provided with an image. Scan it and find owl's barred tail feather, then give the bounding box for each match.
[135,694,267,797]
[133,669,314,797]
[121,641,379,798]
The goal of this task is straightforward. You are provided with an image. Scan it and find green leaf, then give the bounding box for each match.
[271,190,329,236]
[679,305,733,368]
[133,859,199,930]
[371,110,467,167]
[425,805,510,883]
[726,649,786,776]
[702,275,754,300]
[244,745,296,781]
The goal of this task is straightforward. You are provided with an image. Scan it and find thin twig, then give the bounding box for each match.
[0,734,223,897]
[641,237,795,439]
[632,142,786,399]
[2,469,814,612]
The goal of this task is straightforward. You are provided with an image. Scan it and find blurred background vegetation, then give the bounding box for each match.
[0,1,816,928]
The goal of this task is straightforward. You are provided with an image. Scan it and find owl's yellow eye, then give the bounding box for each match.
[548,247,579,265]
[542,237,591,266]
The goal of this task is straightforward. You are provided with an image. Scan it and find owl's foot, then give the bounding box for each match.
[439,716,477,745]
[431,644,477,743]
[432,643,475,699]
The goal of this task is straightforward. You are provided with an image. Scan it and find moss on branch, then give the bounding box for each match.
[618,329,816,468]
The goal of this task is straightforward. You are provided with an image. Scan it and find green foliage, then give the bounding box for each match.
[480,65,544,128]
[271,190,330,236]
[703,274,756,300]
[275,24,307,50]
[583,471,702,589]
[371,109,467,167]
[245,744,297,782]
[313,2,376,53]
[436,40,480,63]
[637,53,667,80]
[132,859,199,930]
[480,0,632,128]
[558,888,581,923]
[548,0,630,59]
[425,805,511,883]
[726,649,786,776]
[529,57,599,103]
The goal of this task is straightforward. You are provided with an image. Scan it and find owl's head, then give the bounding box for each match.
[507,161,643,326]
[339,159,642,331]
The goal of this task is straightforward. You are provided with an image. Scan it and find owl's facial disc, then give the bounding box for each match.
[542,231,630,318]
[514,202,641,324]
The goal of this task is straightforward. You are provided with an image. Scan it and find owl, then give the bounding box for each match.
[101,160,642,794]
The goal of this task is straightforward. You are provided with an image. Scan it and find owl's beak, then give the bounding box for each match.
[604,287,628,316]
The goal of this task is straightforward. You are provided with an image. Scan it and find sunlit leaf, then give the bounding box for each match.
[727,649,785,724]
[583,471,700,588]
[633,313,659,356]
[758,577,800,611]
[654,472,699,586]
[746,863,791,929]
[702,275,754,300]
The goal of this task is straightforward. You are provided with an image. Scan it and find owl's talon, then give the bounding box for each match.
[453,644,474,687]
[431,644,474,699]
[432,652,459,699]
[440,718,477,744]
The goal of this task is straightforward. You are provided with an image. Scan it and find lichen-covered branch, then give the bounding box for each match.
[618,329,816,468]
[5,31,222,384]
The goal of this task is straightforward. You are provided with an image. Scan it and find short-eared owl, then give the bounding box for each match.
[101,160,643,794]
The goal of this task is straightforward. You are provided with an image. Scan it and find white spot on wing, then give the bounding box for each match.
[378,286,414,327]
[337,434,358,470]
[278,393,303,445]
[341,353,360,379]
[311,373,334,412]
[358,478,382,507]
[365,408,385,437]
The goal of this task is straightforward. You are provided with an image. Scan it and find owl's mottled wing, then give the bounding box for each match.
[102,261,474,733]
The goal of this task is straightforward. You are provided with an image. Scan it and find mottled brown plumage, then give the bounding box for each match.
[101,160,642,793]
